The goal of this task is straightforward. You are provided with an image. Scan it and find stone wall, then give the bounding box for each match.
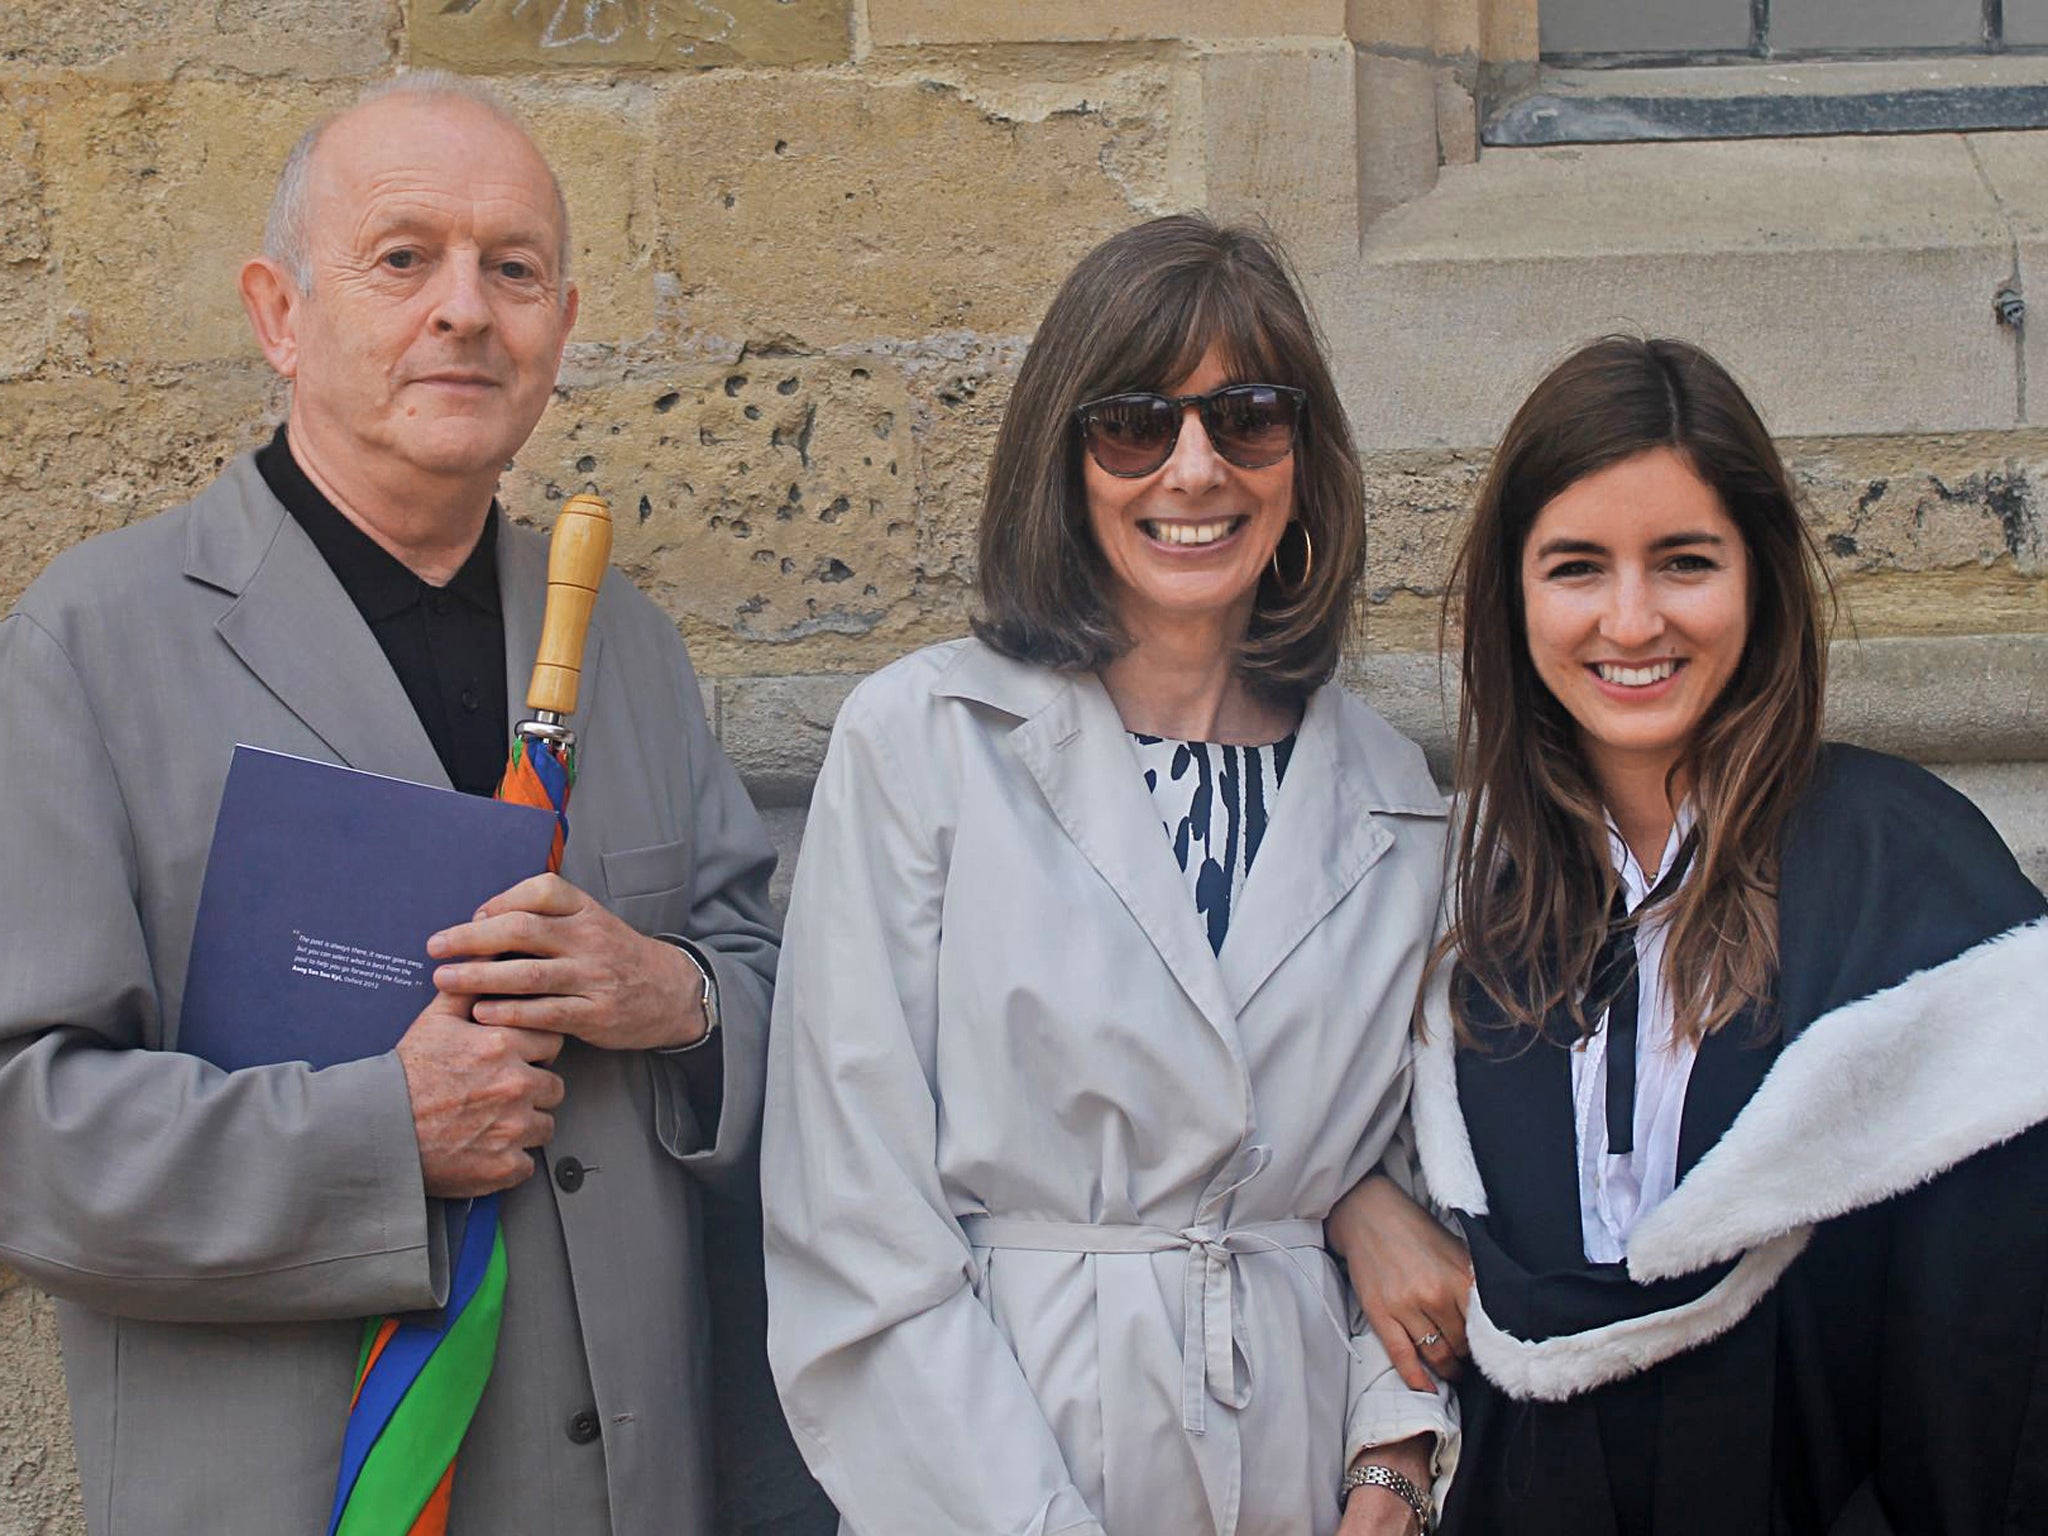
[2,1,2043,1530]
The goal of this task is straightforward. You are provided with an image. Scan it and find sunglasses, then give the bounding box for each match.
[1074,383,1307,478]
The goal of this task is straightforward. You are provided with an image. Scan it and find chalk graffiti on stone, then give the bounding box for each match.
[510,0,652,47]
[484,0,739,50]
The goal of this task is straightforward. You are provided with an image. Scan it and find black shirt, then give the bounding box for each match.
[256,424,508,796]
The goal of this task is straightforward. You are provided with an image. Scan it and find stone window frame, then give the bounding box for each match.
[1491,0,2048,146]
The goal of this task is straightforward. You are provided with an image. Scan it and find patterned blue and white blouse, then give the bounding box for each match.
[1128,731,1297,954]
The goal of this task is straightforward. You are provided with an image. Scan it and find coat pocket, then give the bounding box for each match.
[600,837,691,932]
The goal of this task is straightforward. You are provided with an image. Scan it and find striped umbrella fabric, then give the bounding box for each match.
[325,730,576,1536]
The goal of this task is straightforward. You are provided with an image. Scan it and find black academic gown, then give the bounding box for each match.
[1412,746,2048,1536]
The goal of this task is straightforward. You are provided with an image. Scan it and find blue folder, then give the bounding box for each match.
[178,745,558,1071]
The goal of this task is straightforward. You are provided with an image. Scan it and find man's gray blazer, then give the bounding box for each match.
[0,455,780,1536]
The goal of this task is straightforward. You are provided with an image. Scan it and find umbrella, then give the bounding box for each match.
[326,493,615,1536]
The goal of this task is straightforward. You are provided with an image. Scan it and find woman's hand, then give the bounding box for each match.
[1337,1435,1434,1536]
[1327,1172,1473,1390]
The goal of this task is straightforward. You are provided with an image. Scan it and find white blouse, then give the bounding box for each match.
[1570,809,1698,1264]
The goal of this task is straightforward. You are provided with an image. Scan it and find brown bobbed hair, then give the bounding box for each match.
[1443,336,1831,1047]
[973,214,1365,704]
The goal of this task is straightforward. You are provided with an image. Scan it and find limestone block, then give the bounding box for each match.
[502,83,661,347]
[1351,435,2047,651]
[505,358,958,675]
[709,635,2048,809]
[0,0,391,80]
[866,0,1346,45]
[30,81,347,368]
[409,0,851,73]
[1828,634,2048,763]
[1435,72,1478,167]
[1354,51,1439,230]
[1202,46,1360,265]
[1338,137,2017,447]
[1483,0,1541,62]
[1343,634,2048,776]
[0,368,281,610]
[652,73,1146,348]
[0,1269,81,1536]
[1357,449,1486,650]
[1787,432,2047,635]
[895,336,1023,602]
[1961,132,2048,433]
[716,672,856,804]
[1346,0,1437,51]
[0,94,53,382]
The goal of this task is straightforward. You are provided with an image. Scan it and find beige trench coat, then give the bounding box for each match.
[763,639,1456,1536]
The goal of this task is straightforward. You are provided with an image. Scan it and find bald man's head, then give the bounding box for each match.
[265,73,571,298]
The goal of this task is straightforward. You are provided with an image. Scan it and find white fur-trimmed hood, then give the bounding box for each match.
[1412,916,2048,1401]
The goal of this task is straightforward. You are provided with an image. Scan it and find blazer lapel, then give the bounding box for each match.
[195,457,447,788]
[1216,686,1404,1014]
[497,516,605,741]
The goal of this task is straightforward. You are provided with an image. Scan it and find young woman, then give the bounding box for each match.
[761,216,1458,1536]
[1335,336,2048,1535]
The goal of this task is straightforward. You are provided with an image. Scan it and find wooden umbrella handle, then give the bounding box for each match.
[526,493,614,717]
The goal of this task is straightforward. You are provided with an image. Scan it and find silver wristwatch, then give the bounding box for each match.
[1341,1462,1432,1533]
[656,933,721,1054]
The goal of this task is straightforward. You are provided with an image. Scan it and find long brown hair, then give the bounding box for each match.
[973,214,1365,704]
[1444,336,1830,1046]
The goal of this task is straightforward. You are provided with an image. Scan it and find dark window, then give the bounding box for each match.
[1540,0,2030,60]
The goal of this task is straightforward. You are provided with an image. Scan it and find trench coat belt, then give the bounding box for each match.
[958,1214,1329,1435]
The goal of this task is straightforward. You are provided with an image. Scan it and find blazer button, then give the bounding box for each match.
[554,1156,586,1194]
[566,1409,601,1446]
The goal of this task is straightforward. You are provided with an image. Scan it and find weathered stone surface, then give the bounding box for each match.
[856,50,1197,218]
[504,82,662,348]
[1345,635,2048,774]
[651,72,1148,348]
[0,0,392,79]
[1354,51,1439,232]
[0,95,53,382]
[409,0,851,73]
[0,1270,80,1536]
[1339,135,2018,447]
[1202,46,1360,262]
[712,633,2048,814]
[506,357,961,675]
[1348,434,2048,651]
[1963,132,2048,433]
[0,368,281,610]
[30,81,345,367]
[867,0,1346,45]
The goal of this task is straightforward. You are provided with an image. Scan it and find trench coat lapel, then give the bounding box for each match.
[497,516,605,746]
[1216,685,1409,1015]
[193,456,448,788]
[937,645,1241,1048]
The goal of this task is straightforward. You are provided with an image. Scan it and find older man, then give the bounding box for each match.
[0,76,816,1536]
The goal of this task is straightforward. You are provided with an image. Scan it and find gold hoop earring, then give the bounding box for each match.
[1269,521,1314,592]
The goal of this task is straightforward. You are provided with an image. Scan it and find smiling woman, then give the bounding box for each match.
[1326,336,2048,1536]
[762,215,1466,1536]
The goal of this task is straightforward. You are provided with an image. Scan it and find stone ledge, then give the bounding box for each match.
[1331,130,2048,449]
[710,633,2048,805]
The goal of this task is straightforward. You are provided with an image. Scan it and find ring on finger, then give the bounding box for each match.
[1415,1330,1443,1349]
